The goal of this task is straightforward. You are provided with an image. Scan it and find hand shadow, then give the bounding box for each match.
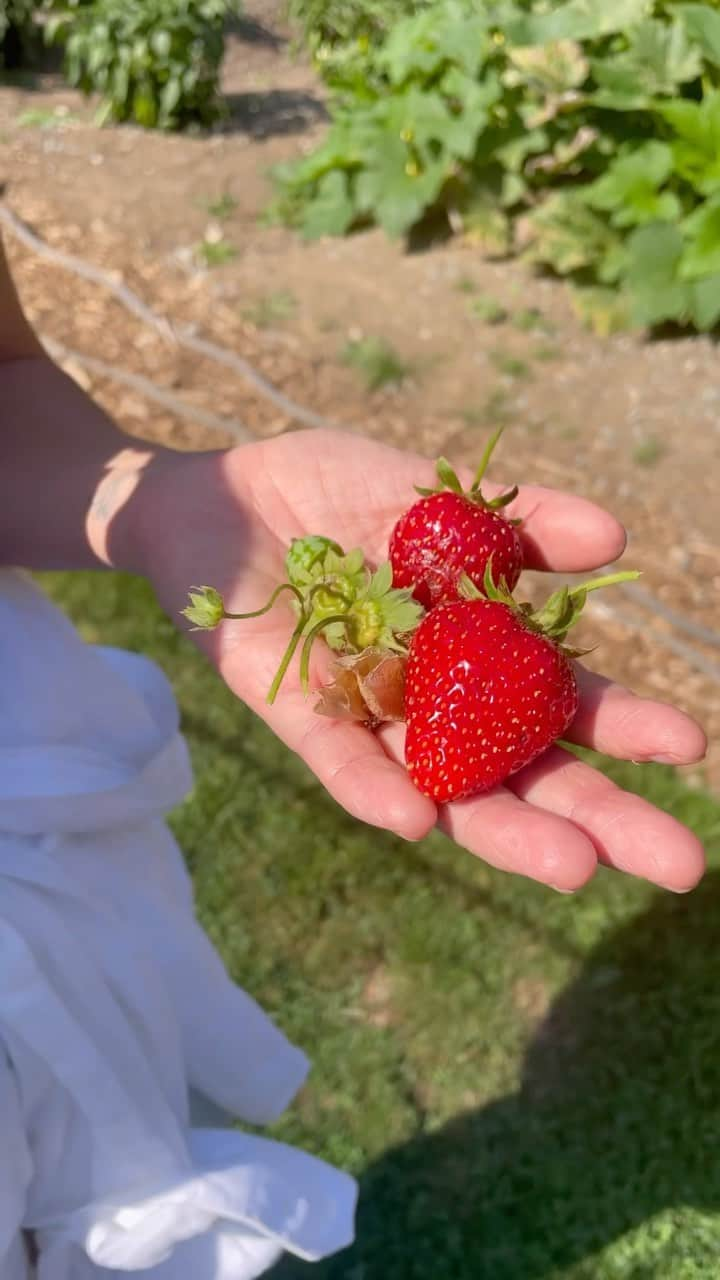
[270,870,720,1278]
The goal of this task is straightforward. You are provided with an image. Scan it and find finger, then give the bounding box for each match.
[485,482,628,573]
[432,455,627,572]
[333,438,627,576]
[507,745,706,892]
[439,788,600,890]
[569,668,708,764]
[263,432,627,576]
[260,691,436,841]
[205,615,438,841]
[378,723,598,891]
[384,478,626,575]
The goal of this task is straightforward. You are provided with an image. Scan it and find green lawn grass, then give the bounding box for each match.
[40,571,720,1280]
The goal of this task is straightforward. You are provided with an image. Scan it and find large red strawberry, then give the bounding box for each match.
[389,429,523,610]
[404,567,638,803]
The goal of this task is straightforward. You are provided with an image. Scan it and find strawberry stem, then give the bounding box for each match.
[531,569,641,641]
[470,427,518,512]
[265,586,353,705]
[415,430,518,514]
[223,581,306,620]
[471,426,503,491]
[435,457,464,495]
[299,614,351,695]
[567,571,640,599]
[461,564,642,646]
[266,614,308,706]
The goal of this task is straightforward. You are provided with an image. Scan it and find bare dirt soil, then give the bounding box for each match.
[2,0,719,786]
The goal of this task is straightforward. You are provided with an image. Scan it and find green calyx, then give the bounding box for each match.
[181,585,226,630]
[458,559,641,653]
[182,535,424,705]
[414,427,520,517]
[349,561,423,651]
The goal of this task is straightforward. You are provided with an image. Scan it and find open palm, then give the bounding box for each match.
[147,429,706,894]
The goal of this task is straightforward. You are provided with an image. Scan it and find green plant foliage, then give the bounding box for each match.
[0,0,41,66]
[280,0,720,331]
[286,0,433,56]
[341,334,410,389]
[45,0,232,129]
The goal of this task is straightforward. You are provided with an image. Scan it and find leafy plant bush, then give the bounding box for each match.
[286,0,432,53]
[278,0,720,331]
[46,0,232,129]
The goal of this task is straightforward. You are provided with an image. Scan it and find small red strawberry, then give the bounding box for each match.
[389,428,523,610]
[404,565,639,804]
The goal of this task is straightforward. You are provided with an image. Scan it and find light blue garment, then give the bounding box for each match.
[0,571,356,1280]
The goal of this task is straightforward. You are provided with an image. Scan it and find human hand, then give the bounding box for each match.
[140,429,706,894]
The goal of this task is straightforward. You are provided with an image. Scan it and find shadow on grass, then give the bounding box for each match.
[271,870,720,1279]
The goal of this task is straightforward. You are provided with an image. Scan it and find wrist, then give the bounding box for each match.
[105,445,240,587]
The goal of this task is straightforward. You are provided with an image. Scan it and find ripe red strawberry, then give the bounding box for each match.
[389,429,523,610]
[404,567,639,804]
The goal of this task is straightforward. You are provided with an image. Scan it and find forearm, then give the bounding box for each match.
[0,353,168,572]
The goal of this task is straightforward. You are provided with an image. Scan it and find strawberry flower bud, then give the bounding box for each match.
[181,585,226,630]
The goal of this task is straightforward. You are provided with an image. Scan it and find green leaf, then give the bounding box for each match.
[496,127,550,175]
[675,4,720,69]
[45,13,70,45]
[439,69,502,160]
[583,142,680,229]
[527,193,625,279]
[160,75,182,120]
[500,171,528,207]
[688,272,720,328]
[151,29,172,60]
[591,18,701,101]
[367,562,393,599]
[436,457,463,493]
[301,170,356,238]
[625,222,684,287]
[461,188,512,255]
[133,87,158,129]
[661,91,720,195]
[624,222,691,326]
[343,548,366,576]
[504,0,650,45]
[380,594,424,634]
[378,4,489,84]
[112,62,130,108]
[355,134,446,237]
[680,196,720,279]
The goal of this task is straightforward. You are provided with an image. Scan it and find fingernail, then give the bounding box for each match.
[552,886,576,895]
[651,754,679,765]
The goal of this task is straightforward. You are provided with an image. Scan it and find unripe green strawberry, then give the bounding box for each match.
[182,537,423,704]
